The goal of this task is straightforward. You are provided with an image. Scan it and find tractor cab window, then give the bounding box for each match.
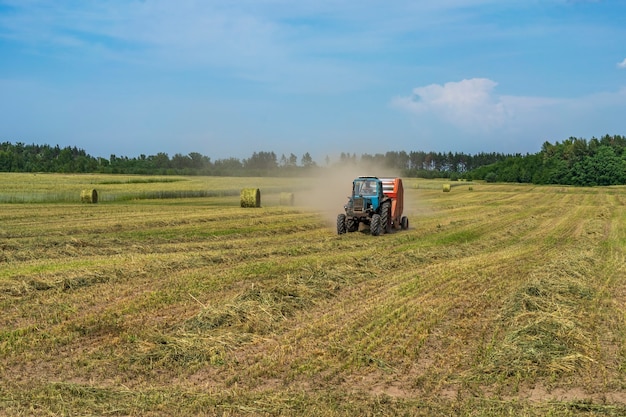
[355,180,377,196]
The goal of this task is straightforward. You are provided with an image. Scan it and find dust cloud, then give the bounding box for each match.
[297,161,403,226]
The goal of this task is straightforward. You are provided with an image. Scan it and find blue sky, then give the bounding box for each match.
[1,0,625,162]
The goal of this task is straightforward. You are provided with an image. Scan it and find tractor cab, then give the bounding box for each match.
[354,178,379,197]
[349,177,383,214]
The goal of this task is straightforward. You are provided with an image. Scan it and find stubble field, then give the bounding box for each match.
[1,173,625,416]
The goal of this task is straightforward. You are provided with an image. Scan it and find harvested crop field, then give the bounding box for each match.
[1,173,625,416]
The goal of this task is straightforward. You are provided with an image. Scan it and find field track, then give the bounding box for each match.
[1,174,625,416]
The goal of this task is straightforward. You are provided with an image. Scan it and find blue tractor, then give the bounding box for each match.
[337,176,392,236]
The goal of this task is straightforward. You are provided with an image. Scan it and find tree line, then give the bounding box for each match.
[0,142,509,177]
[468,134,626,186]
[1,135,625,185]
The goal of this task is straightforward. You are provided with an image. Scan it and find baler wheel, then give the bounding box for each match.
[401,216,409,230]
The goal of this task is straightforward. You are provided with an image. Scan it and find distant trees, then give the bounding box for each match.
[212,157,243,176]
[469,135,626,186]
[338,150,508,177]
[301,152,316,168]
[0,142,100,173]
[279,153,298,168]
[2,134,626,186]
[0,142,324,176]
[244,151,278,172]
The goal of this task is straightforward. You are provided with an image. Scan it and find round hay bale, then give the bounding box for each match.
[442,184,451,192]
[80,189,98,203]
[279,192,295,206]
[468,185,474,191]
[240,188,261,208]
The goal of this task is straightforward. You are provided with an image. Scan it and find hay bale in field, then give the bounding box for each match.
[80,189,98,203]
[442,184,451,192]
[469,185,474,191]
[240,188,261,208]
[279,192,295,206]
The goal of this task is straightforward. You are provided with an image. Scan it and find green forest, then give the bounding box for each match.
[1,134,625,185]
[470,134,626,186]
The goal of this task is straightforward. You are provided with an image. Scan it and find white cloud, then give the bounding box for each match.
[392,77,626,154]
[391,78,508,131]
[618,58,626,69]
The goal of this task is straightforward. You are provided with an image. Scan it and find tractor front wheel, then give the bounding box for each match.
[337,214,347,235]
[370,214,382,236]
[380,201,391,233]
[346,217,358,232]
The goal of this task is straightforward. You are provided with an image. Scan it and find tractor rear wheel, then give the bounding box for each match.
[370,214,382,236]
[337,214,347,235]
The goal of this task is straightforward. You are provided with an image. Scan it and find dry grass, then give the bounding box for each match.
[0,172,304,203]
[1,174,625,416]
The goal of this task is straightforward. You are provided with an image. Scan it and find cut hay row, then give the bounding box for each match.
[0,192,78,204]
[410,181,474,191]
[1,177,625,416]
[0,188,294,204]
[0,173,309,204]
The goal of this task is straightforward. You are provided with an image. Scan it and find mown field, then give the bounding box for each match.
[1,173,625,416]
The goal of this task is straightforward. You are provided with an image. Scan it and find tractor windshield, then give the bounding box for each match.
[354,179,377,196]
